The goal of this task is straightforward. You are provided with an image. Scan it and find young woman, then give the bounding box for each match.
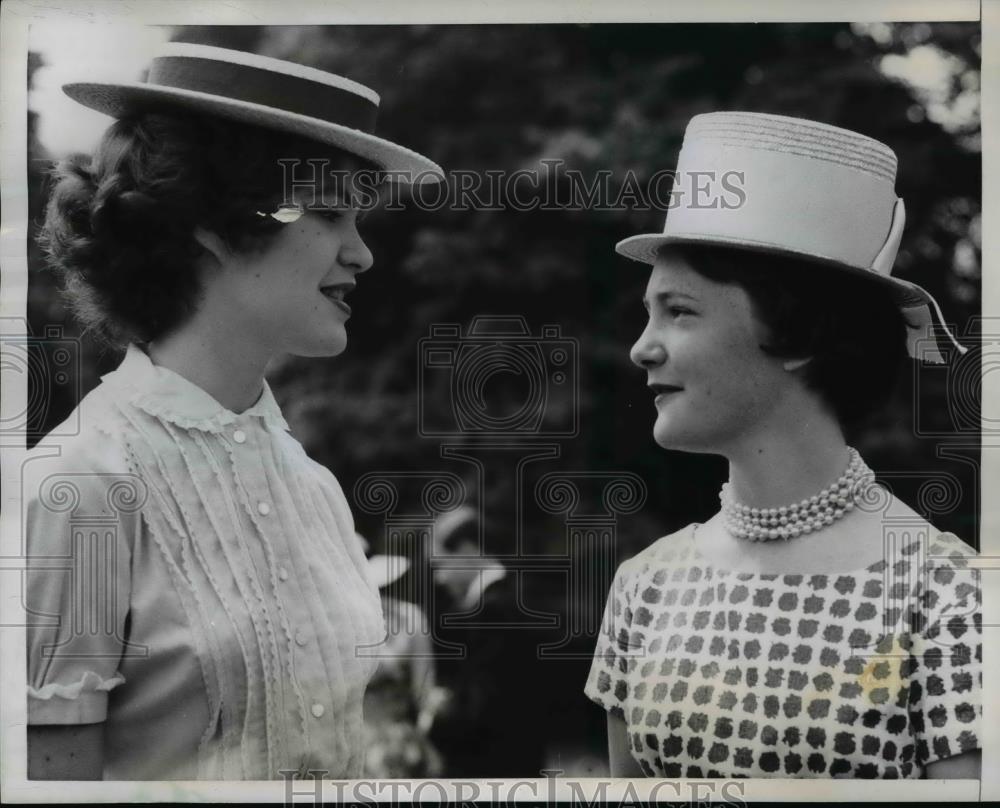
[585,112,982,779]
[24,43,442,780]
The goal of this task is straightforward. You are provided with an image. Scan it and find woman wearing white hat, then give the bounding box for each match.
[25,43,442,780]
[585,112,981,779]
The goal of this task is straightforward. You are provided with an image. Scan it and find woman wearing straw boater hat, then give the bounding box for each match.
[25,43,442,780]
[584,112,981,779]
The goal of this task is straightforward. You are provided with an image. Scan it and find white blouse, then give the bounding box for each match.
[25,344,385,780]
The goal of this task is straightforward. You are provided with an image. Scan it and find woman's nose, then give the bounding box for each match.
[340,224,374,274]
[630,323,667,369]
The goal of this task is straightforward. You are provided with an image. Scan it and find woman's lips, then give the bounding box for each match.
[319,284,354,316]
[649,383,683,404]
[328,297,351,316]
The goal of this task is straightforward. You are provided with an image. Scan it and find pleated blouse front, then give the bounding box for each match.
[25,344,385,780]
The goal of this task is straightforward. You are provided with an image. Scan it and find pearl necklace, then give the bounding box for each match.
[719,447,872,542]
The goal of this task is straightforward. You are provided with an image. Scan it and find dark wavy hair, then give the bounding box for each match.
[40,111,378,347]
[662,242,910,430]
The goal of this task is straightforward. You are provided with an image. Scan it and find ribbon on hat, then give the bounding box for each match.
[148,56,379,133]
[872,198,969,363]
[871,198,906,276]
[900,294,970,364]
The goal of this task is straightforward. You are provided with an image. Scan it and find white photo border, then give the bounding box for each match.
[0,0,992,802]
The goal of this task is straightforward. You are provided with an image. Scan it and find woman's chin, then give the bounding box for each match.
[652,418,704,453]
[292,331,349,358]
[320,338,348,358]
[651,423,680,451]
[652,410,677,440]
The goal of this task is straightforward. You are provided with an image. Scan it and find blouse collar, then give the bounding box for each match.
[101,344,291,433]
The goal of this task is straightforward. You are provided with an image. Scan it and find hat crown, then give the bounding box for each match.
[153,42,380,105]
[681,111,897,185]
[650,110,901,274]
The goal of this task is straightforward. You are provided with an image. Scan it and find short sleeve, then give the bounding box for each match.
[584,557,640,720]
[906,535,982,769]
[23,437,139,725]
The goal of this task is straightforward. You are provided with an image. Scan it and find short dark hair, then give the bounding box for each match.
[39,111,379,348]
[662,242,910,429]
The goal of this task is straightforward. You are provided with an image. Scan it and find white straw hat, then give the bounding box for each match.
[616,111,967,363]
[62,42,443,184]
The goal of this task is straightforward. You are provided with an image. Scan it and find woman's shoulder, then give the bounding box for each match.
[615,523,698,584]
[926,529,977,559]
[862,488,977,560]
[22,398,145,555]
[27,390,130,474]
[294,448,350,501]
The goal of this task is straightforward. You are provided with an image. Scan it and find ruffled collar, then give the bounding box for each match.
[100,344,291,433]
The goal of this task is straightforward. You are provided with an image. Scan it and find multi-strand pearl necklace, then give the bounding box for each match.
[719,447,873,542]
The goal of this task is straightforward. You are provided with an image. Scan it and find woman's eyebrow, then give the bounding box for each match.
[642,290,698,309]
[310,190,352,208]
[321,184,384,211]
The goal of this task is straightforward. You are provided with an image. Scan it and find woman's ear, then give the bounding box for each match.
[782,356,813,372]
[192,226,232,268]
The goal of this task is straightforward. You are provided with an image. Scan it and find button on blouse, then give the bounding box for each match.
[24,344,386,780]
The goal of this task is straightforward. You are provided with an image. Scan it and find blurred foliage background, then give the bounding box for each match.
[26,22,981,775]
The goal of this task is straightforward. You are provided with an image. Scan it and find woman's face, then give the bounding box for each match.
[205,181,374,359]
[630,251,793,454]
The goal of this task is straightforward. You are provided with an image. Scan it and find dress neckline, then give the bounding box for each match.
[686,522,895,579]
[100,344,290,433]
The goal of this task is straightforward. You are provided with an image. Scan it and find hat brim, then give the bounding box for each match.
[63,81,444,184]
[615,232,930,309]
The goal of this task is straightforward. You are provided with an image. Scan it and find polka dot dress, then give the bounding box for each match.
[584,524,982,778]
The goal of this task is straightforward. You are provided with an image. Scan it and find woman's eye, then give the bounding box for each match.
[314,206,368,227]
[314,207,345,222]
[667,306,693,318]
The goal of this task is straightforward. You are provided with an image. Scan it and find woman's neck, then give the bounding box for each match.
[722,406,851,511]
[146,323,272,414]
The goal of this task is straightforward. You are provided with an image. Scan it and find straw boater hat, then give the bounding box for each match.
[62,42,443,183]
[616,111,967,363]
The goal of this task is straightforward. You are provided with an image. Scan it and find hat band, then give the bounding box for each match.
[148,56,379,133]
